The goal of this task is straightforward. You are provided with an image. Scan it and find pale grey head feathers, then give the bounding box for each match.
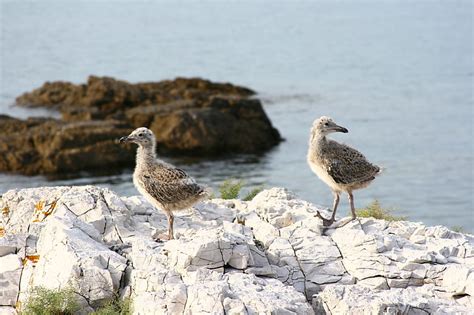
[311,116,348,136]
[120,127,155,147]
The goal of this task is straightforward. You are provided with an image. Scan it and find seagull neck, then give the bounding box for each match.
[310,132,327,147]
[136,144,156,164]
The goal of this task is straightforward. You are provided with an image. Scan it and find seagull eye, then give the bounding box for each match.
[138,133,144,137]
[324,122,329,126]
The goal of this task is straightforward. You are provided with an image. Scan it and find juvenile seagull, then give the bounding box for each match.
[307,116,381,226]
[120,127,210,240]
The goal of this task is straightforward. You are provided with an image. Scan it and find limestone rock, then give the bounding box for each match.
[313,284,469,314]
[0,307,17,315]
[0,185,472,314]
[443,265,473,296]
[0,254,23,306]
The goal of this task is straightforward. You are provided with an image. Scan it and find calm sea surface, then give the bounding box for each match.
[1,0,472,229]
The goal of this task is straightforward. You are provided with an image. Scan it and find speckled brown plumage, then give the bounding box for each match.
[318,140,380,187]
[120,127,209,240]
[307,116,381,226]
[134,162,206,211]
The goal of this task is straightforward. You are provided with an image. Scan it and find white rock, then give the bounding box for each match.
[242,211,279,248]
[313,284,471,314]
[2,185,473,314]
[184,270,228,314]
[223,297,247,315]
[0,254,23,306]
[442,265,473,296]
[0,307,17,315]
[228,244,250,269]
[164,228,231,273]
[357,277,389,290]
[0,234,26,257]
[224,272,314,315]
[30,216,127,308]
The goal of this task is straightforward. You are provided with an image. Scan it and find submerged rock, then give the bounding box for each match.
[0,186,472,314]
[14,76,281,155]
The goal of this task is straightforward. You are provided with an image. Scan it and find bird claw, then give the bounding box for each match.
[154,233,173,242]
[314,211,335,227]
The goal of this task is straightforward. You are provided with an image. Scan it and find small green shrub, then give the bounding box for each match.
[243,186,264,201]
[450,226,465,233]
[219,179,244,199]
[22,287,79,315]
[356,200,406,222]
[92,297,132,315]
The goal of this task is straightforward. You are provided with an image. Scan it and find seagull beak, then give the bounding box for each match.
[328,122,348,133]
[119,136,129,143]
[335,125,349,133]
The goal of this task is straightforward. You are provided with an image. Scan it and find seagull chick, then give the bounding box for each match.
[120,127,210,240]
[307,116,381,226]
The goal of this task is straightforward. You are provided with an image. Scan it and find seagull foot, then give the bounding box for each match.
[154,233,173,242]
[315,211,335,227]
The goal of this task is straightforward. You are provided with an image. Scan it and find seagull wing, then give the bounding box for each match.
[138,164,203,205]
[325,142,380,185]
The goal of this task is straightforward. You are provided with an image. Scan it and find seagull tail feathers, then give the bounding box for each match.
[376,165,386,175]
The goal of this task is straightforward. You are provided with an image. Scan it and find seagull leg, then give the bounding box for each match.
[315,192,339,226]
[348,192,356,220]
[167,213,174,240]
[155,212,174,241]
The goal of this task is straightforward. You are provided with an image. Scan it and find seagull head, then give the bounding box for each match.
[312,116,348,136]
[119,127,155,147]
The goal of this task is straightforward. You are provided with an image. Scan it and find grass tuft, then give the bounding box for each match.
[243,186,264,201]
[356,200,407,222]
[91,297,132,315]
[22,287,79,315]
[450,226,465,233]
[22,287,132,315]
[219,179,244,199]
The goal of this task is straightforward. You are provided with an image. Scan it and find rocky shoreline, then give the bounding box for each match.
[0,186,472,314]
[1,77,281,176]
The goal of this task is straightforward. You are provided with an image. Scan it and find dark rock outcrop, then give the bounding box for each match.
[16,76,255,119]
[125,96,280,154]
[0,115,135,175]
[5,76,281,175]
[16,76,281,154]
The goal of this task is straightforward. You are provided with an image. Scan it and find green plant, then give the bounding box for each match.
[92,297,132,315]
[243,186,264,201]
[219,179,244,199]
[22,287,79,315]
[450,226,465,233]
[356,200,406,222]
